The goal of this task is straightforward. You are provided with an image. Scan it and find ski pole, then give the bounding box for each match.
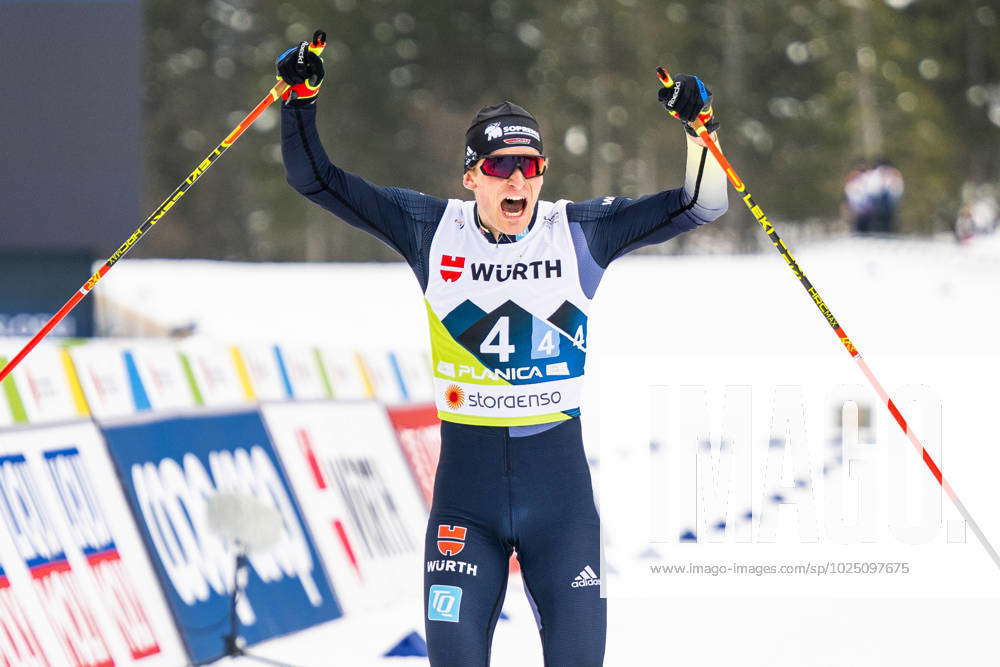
[0,31,326,384]
[656,66,1000,570]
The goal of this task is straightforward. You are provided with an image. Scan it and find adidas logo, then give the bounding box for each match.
[571,565,601,588]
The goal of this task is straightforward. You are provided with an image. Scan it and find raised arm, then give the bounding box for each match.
[277,41,446,278]
[569,134,728,266]
[568,73,728,267]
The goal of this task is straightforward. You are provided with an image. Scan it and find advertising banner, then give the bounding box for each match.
[231,345,288,402]
[262,401,427,613]
[0,421,185,666]
[0,379,11,428]
[390,349,435,403]
[0,341,89,425]
[127,343,197,412]
[100,410,342,663]
[0,561,48,666]
[175,340,251,408]
[69,342,142,419]
[386,404,442,509]
[273,345,329,401]
[358,350,407,404]
[317,348,371,400]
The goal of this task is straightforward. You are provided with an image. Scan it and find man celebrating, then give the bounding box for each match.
[278,39,727,666]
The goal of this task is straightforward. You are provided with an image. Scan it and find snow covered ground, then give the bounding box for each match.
[93,234,1000,665]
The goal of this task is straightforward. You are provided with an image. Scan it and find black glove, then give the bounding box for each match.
[276,32,326,106]
[657,73,720,137]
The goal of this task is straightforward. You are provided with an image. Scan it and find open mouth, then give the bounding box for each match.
[500,196,527,218]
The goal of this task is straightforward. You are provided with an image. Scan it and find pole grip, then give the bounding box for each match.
[272,79,290,99]
[656,66,674,88]
[657,65,713,122]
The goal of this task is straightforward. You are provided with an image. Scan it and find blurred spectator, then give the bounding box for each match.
[843,161,870,230]
[954,183,999,243]
[844,159,905,234]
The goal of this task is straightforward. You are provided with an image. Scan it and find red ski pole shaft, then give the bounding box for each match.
[0,63,313,383]
[0,79,287,382]
[657,66,1000,569]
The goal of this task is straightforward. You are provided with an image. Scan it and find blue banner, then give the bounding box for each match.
[101,410,342,663]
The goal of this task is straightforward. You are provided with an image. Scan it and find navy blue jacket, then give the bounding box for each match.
[282,104,728,293]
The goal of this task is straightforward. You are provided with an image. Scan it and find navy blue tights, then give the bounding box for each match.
[423,418,606,666]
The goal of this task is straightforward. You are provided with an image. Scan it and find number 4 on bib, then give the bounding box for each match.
[480,316,516,362]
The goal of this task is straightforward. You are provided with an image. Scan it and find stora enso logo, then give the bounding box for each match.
[444,384,465,409]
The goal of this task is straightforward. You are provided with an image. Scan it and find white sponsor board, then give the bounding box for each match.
[69,342,135,419]
[0,421,186,666]
[391,349,435,402]
[176,340,250,407]
[276,344,328,400]
[262,401,427,613]
[359,350,406,404]
[0,375,12,427]
[128,342,196,412]
[235,344,288,402]
[0,340,84,424]
[317,348,370,400]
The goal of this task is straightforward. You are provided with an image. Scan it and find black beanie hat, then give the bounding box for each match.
[464,101,543,170]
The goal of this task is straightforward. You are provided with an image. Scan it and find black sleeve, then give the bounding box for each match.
[567,148,722,267]
[281,103,446,272]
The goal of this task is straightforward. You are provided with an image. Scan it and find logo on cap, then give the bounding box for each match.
[484,123,503,140]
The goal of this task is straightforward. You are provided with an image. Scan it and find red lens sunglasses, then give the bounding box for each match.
[479,154,547,179]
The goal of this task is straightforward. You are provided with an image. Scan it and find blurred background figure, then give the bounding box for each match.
[954,182,999,243]
[844,159,905,234]
[843,161,873,232]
